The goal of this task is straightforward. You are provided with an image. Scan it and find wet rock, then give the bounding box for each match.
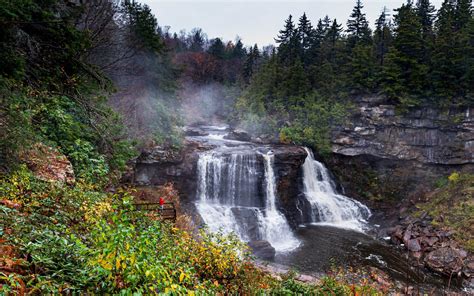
[248,240,276,260]
[224,129,251,142]
[272,146,308,226]
[407,239,421,252]
[184,128,208,137]
[425,247,466,275]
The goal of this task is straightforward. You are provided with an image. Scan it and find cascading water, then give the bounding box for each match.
[195,139,299,252]
[302,147,371,231]
[260,152,300,251]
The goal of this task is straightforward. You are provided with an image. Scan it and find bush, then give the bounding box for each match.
[0,169,271,294]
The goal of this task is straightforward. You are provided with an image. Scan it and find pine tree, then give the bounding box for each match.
[432,1,456,97]
[416,0,436,66]
[208,38,225,59]
[322,15,332,31]
[243,44,261,83]
[350,44,376,93]
[308,18,329,66]
[455,0,473,30]
[298,13,314,52]
[276,15,301,65]
[382,3,427,105]
[189,28,205,52]
[374,7,393,66]
[432,0,473,103]
[346,0,372,48]
[275,15,295,44]
[417,0,436,40]
[232,39,247,59]
[298,13,314,65]
[466,15,474,99]
[325,19,343,63]
[280,59,311,108]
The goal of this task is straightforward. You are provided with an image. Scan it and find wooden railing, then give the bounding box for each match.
[133,202,176,222]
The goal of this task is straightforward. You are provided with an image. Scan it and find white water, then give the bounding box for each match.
[261,152,300,251]
[195,148,299,252]
[302,147,371,231]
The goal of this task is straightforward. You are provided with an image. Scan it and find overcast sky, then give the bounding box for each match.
[141,0,443,47]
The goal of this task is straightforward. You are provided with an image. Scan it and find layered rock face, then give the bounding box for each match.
[329,98,473,199]
[132,141,210,201]
[273,145,307,226]
[132,140,307,224]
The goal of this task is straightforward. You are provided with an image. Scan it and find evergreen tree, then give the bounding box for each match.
[417,0,436,40]
[309,18,330,65]
[189,28,205,52]
[432,0,473,103]
[416,0,436,66]
[346,0,372,48]
[322,15,332,31]
[276,15,301,64]
[382,3,427,105]
[275,15,295,44]
[467,15,474,98]
[123,2,164,52]
[243,44,261,83]
[232,38,247,59]
[208,38,226,59]
[280,59,311,108]
[298,13,314,53]
[350,44,376,92]
[374,7,393,66]
[325,19,343,63]
[455,0,473,30]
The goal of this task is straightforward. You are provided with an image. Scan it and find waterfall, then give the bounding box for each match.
[195,150,299,252]
[261,152,300,251]
[302,147,371,231]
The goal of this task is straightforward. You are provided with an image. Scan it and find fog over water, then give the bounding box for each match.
[143,0,443,46]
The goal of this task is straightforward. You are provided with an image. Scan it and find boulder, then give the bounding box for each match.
[224,129,252,142]
[407,239,421,252]
[248,240,276,260]
[184,128,209,137]
[425,247,467,275]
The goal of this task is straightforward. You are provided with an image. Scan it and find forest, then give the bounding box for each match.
[1,0,473,294]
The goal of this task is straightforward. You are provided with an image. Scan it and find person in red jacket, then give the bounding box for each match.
[159,197,165,213]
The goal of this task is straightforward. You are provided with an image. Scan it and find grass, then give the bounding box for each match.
[416,173,474,252]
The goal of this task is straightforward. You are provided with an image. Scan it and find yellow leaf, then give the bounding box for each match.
[146,270,151,277]
[116,259,120,269]
[179,272,185,283]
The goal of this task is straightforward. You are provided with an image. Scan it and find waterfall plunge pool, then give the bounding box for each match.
[186,125,462,292]
[268,224,455,290]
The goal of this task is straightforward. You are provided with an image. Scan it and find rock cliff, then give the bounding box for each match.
[329,98,474,200]
[132,140,307,227]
